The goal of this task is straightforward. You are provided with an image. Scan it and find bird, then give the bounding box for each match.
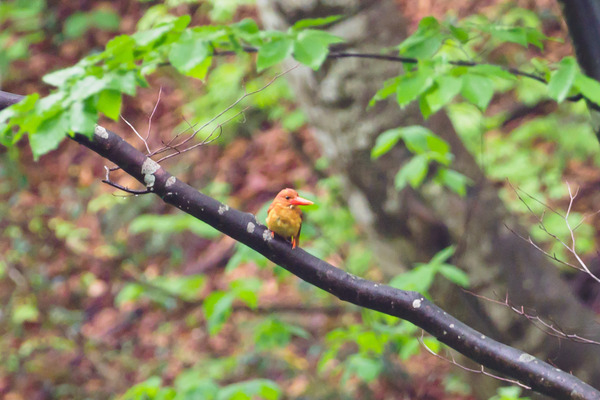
[266,188,314,249]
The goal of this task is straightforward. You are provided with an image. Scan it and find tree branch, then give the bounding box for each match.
[1,89,598,399]
[212,48,584,103]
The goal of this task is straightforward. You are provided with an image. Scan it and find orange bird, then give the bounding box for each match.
[266,188,314,249]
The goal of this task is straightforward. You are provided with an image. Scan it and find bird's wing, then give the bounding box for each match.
[267,200,277,215]
[293,212,303,248]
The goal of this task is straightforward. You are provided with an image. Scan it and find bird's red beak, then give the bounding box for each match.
[289,196,314,206]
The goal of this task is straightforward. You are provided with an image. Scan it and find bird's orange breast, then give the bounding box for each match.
[266,203,303,240]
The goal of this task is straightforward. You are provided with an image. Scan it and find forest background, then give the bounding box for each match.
[2,0,600,399]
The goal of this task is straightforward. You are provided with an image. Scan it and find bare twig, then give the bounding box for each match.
[121,114,151,155]
[146,86,162,142]
[156,109,245,164]
[162,64,297,151]
[419,331,531,390]
[507,181,600,283]
[102,166,150,195]
[464,290,600,346]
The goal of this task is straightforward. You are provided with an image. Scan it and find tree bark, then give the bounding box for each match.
[257,0,600,397]
[558,0,600,140]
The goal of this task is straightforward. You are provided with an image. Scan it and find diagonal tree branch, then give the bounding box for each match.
[0,89,598,399]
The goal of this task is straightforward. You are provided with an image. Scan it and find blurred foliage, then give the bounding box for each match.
[489,386,531,400]
[0,1,598,399]
[0,11,338,159]
[0,0,46,82]
[63,9,121,39]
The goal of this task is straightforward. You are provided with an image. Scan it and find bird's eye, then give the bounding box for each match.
[285,196,290,200]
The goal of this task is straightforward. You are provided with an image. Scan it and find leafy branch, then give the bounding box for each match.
[2,11,599,162]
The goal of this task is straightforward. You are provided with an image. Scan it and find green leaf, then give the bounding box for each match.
[419,93,433,119]
[369,76,400,106]
[292,15,342,30]
[69,99,98,136]
[356,331,384,354]
[70,75,107,100]
[230,278,261,309]
[257,38,293,71]
[151,275,206,301]
[438,265,470,287]
[43,65,85,87]
[168,32,211,78]
[203,291,235,335]
[115,283,145,306]
[132,24,173,46]
[187,56,212,80]
[398,337,420,360]
[97,89,122,121]
[398,16,445,59]
[422,337,441,353]
[394,154,429,190]
[104,70,139,96]
[63,10,120,38]
[429,245,455,265]
[29,111,69,160]
[467,64,516,81]
[253,317,309,351]
[226,243,268,272]
[461,73,494,110]
[343,354,383,383]
[396,69,435,107]
[548,57,576,102]
[390,264,436,293]
[488,26,527,47]
[218,379,281,400]
[232,18,259,35]
[293,36,327,70]
[399,125,432,153]
[425,132,451,155]
[90,9,121,31]
[12,302,39,325]
[448,24,469,43]
[292,30,342,70]
[120,376,162,400]
[371,128,403,159]
[421,75,462,116]
[525,27,548,49]
[574,72,600,107]
[297,29,344,46]
[0,93,39,146]
[434,168,472,196]
[104,35,136,66]
[129,214,220,239]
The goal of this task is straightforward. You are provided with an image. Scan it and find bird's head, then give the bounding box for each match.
[274,188,314,207]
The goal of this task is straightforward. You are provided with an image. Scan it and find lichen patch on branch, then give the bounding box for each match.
[94,125,108,139]
[141,158,160,188]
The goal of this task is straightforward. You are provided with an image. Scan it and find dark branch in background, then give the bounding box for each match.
[558,0,600,138]
[213,47,585,103]
[559,0,600,83]
[1,90,598,399]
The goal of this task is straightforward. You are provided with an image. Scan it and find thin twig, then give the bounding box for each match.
[146,86,162,142]
[464,290,600,346]
[419,331,531,390]
[102,166,150,195]
[121,114,151,155]
[161,64,298,151]
[507,181,600,283]
[213,47,584,103]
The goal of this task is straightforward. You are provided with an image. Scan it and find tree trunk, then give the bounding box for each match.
[558,0,600,139]
[257,0,600,397]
